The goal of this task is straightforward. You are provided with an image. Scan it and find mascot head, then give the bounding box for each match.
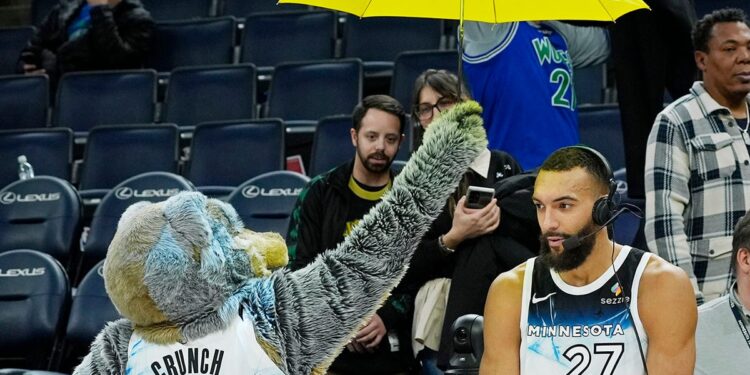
[103,192,287,344]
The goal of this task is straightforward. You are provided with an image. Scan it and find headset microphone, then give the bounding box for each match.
[560,207,629,250]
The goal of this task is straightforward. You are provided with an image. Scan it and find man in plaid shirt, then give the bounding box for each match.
[645,8,750,303]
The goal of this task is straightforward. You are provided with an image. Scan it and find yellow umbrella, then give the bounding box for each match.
[278,0,649,98]
[277,0,649,23]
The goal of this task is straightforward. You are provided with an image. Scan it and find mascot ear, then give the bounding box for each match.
[162,192,213,258]
[206,198,244,235]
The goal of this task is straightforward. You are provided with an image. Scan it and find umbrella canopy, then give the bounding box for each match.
[277,0,649,23]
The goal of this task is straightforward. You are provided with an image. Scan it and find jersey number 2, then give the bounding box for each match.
[563,343,624,375]
[550,68,576,110]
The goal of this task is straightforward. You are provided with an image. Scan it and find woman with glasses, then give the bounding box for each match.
[406,69,523,374]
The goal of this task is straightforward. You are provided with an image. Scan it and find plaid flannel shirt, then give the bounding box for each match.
[645,82,750,303]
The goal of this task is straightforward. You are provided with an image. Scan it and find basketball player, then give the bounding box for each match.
[480,146,697,374]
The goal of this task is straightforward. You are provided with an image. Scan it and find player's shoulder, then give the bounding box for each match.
[491,260,530,293]
[640,252,694,297]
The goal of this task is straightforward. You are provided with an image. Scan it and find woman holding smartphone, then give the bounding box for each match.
[404,70,524,374]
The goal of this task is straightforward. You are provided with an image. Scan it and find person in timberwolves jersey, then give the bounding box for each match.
[480,146,697,374]
[462,21,609,170]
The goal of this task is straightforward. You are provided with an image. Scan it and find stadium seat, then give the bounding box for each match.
[147,17,236,72]
[140,0,213,20]
[0,250,69,370]
[227,171,309,236]
[342,15,443,73]
[0,128,73,189]
[610,168,642,247]
[240,11,335,73]
[578,104,626,172]
[29,0,57,26]
[162,64,257,127]
[60,260,119,373]
[186,119,285,197]
[0,75,48,131]
[221,0,307,17]
[391,160,407,174]
[80,172,195,272]
[309,116,353,177]
[77,124,179,201]
[574,63,606,105]
[694,0,750,17]
[266,59,362,122]
[54,70,157,134]
[0,27,34,75]
[390,50,459,111]
[0,176,81,262]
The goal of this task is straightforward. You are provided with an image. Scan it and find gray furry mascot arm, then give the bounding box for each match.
[73,101,487,375]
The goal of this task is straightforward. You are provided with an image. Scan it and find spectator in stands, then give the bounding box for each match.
[610,0,697,199]
[18,0,153,84]
[695,210,750,374]
[645,8,750,303]
[286,95,416,375]
[462,20,609,170]
[404,69,527,374]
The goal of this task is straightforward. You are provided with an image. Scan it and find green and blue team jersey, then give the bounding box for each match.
[520,247,651,375]
[463,22,579,171]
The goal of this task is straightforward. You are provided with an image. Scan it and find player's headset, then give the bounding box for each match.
[562,145,617,226]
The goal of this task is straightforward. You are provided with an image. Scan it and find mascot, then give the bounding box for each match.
[73,102,487,375]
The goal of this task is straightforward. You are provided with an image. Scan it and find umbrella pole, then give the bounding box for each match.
[457,0,465,99]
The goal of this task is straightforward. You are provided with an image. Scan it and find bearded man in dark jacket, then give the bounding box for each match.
[18,0,153,84]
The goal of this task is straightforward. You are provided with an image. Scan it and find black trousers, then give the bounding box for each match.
[610,2,697,198]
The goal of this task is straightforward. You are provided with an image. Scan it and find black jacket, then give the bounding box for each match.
[18,0,153,82]
[287,160,415,374]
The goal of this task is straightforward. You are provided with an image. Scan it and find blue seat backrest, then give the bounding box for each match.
[163,64,257,126]
[0,249,69,359]
[342,15,443,62]
[241,11,335,68]
[0,27,34,75]
[140,0,213,20]
[65,260,119,348]
[0,177,81,261]
[578,105,626,171]
[222,0,306,16]
[309,115,353,177]
[573,63,605,105]
[54,70,157,133]
[227,171,309,235]
[390,50,459,111]
[83,172,195,262]
[0,128,73,188]
[0,75,49,130]
[187,119,285,188]
[78,124,179,191]
[147,17,236,72]
[267,59,362,122]
[694,0,750,17]
[30,0,58,26]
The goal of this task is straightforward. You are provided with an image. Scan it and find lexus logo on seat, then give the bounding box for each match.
[115,187,180,200]
[0,267,46,277]
[0,192,61,205]
[241,185,302,199]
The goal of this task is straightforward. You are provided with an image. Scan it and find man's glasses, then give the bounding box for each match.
[414,96,457,121]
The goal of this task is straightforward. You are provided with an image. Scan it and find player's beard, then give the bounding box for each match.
[358,149,394,173]
[539,220,598,272]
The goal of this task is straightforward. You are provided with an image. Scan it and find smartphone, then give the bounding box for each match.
[465,186,495,209]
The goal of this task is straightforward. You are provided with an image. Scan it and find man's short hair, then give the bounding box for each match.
[539,147,611,194]
[692,8,749,53]
[731,212,750,275]
[352,95,405,134]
